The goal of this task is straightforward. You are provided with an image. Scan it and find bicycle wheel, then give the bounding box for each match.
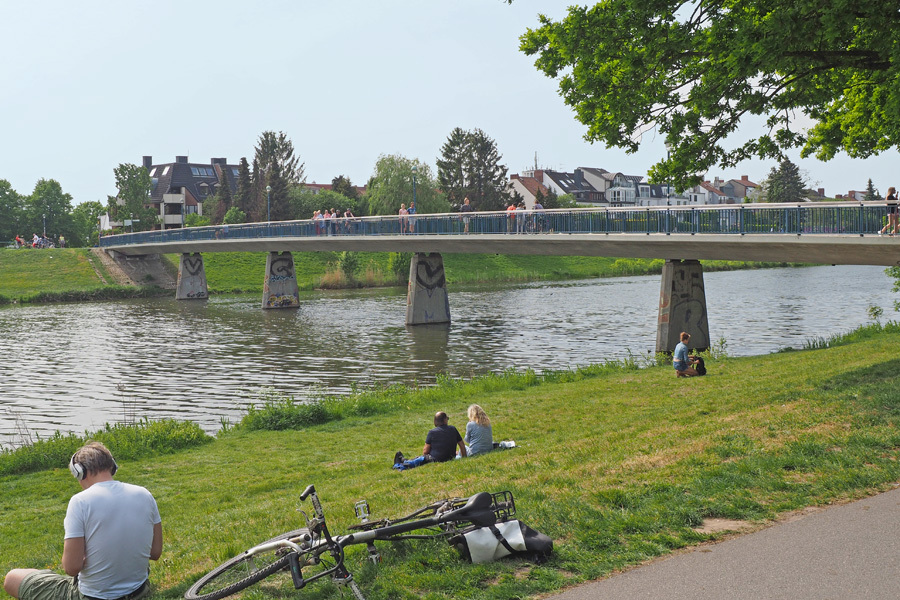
[184,529,310,600]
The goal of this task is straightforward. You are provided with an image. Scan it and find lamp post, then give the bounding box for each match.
[664,142,672,206]
[411,164,418,207]
[266,185,272,223]
[130,213,134,234]
[42,213,46,237]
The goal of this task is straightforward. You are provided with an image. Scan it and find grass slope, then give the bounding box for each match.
[3,329,899,599]
[169,251,793,294]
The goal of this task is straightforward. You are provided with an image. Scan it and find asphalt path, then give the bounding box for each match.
[546,486,900,600]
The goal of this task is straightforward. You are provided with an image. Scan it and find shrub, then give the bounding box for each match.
[0,419,213,476]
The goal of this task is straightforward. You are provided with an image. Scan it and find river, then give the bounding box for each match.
[1,265,896,447]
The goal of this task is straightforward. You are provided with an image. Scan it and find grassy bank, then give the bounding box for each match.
[168,251,795,294]
[3,325,899,599]
[1,248,794,301]
[0,248,173,303]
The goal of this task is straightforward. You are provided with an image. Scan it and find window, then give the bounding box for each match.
[148,168,157,177]
[639,185,650,197]
[162,166,170,176]
[232,168,240,177]
[191,166,215,177]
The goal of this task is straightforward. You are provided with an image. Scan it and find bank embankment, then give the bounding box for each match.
[0,248,795,302]
[2,324,899,599]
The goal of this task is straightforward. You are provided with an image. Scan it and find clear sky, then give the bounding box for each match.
[2,1,895,205]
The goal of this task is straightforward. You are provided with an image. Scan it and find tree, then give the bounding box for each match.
[0,179,25,241]
[110,163,157,232]
[27,179,76,240]
[234,157,253,218]
[331,175,359,202]
[519,1,900,189]
[763,159,806,203]
[436,127,470,208]
[365,154,450,216]
[212,172,233,224]
[71,200,106,246]
[254,131,305,184]
[223,206,246,225]
[864,178,882,202]
[436,127,510,211]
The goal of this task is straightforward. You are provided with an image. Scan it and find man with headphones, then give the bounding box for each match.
[3,442,162,600]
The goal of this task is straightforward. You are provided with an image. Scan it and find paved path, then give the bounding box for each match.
[548,486,900,600]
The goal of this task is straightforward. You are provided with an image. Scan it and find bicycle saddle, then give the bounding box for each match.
[443,492,497,527]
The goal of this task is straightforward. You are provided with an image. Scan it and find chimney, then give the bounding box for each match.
[741,175,749,182]
[534,169,543,183]
[818,188,825,197]
[142,156,153,170]
[211,157,227,165]
[176,156,188,164]
[574,169,584,189]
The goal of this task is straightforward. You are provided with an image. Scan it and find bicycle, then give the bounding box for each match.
[184,484,516,600]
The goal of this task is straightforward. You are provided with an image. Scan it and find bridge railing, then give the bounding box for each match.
[99,202,889,248]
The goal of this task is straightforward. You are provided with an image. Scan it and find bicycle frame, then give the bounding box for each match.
[237,485,515,597]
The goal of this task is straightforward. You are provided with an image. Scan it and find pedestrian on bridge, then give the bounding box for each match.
[460,197,474,233]
[879,187,898,236]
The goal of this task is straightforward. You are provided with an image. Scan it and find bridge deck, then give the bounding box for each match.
[101,233,900,266]
[100,204,900,267]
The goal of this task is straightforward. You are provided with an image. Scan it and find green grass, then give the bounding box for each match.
[3,326,900,599]
[164,251,796,294]
[0,249,105,295]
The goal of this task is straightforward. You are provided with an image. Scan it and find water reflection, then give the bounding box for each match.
[0,265,895,446]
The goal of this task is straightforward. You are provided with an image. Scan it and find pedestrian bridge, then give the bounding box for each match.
[99,203,900,353]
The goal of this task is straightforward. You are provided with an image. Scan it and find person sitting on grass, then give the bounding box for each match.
[3,441,162,600]
[394,411,466,470]
[674,331,700,377]
[463,404,493,457]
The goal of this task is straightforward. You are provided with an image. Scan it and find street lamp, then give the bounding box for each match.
[266,185,272,223]
[411,164,418,207]
[42,213,46,237]
[664,142,672,206]
[130,213,134,233]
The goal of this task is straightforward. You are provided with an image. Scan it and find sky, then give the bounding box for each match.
[1,1,896,206]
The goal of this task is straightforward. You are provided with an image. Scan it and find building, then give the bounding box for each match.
[142,156,240,229]
[509,172,551,207]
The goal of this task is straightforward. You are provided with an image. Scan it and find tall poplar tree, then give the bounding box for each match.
[234,157,253,217]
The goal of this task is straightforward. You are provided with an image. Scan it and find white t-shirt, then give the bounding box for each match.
[64,480,161,599]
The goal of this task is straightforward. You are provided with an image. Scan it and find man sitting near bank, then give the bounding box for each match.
[393,411,467,470]
[3,441,162,600]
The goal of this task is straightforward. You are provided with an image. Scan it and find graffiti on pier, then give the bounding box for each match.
[268,255,296,281]
[182,254,204,277]
[414,255,446,297]
[265,294,299,308]
[185,290,208,299]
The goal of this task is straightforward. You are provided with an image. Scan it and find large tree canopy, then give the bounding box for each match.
[519,1,900,188]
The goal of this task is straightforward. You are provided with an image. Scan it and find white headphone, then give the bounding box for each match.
[69,452,118,481]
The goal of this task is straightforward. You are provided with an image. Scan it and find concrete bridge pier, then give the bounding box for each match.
[263,251,300,309]
[656,259,710,353]
[175,253,209,300]
[406,252,451,325]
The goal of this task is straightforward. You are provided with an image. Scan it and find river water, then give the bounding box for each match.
[1,265,895,447]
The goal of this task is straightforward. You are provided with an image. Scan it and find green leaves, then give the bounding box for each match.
[520,0,900,188]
